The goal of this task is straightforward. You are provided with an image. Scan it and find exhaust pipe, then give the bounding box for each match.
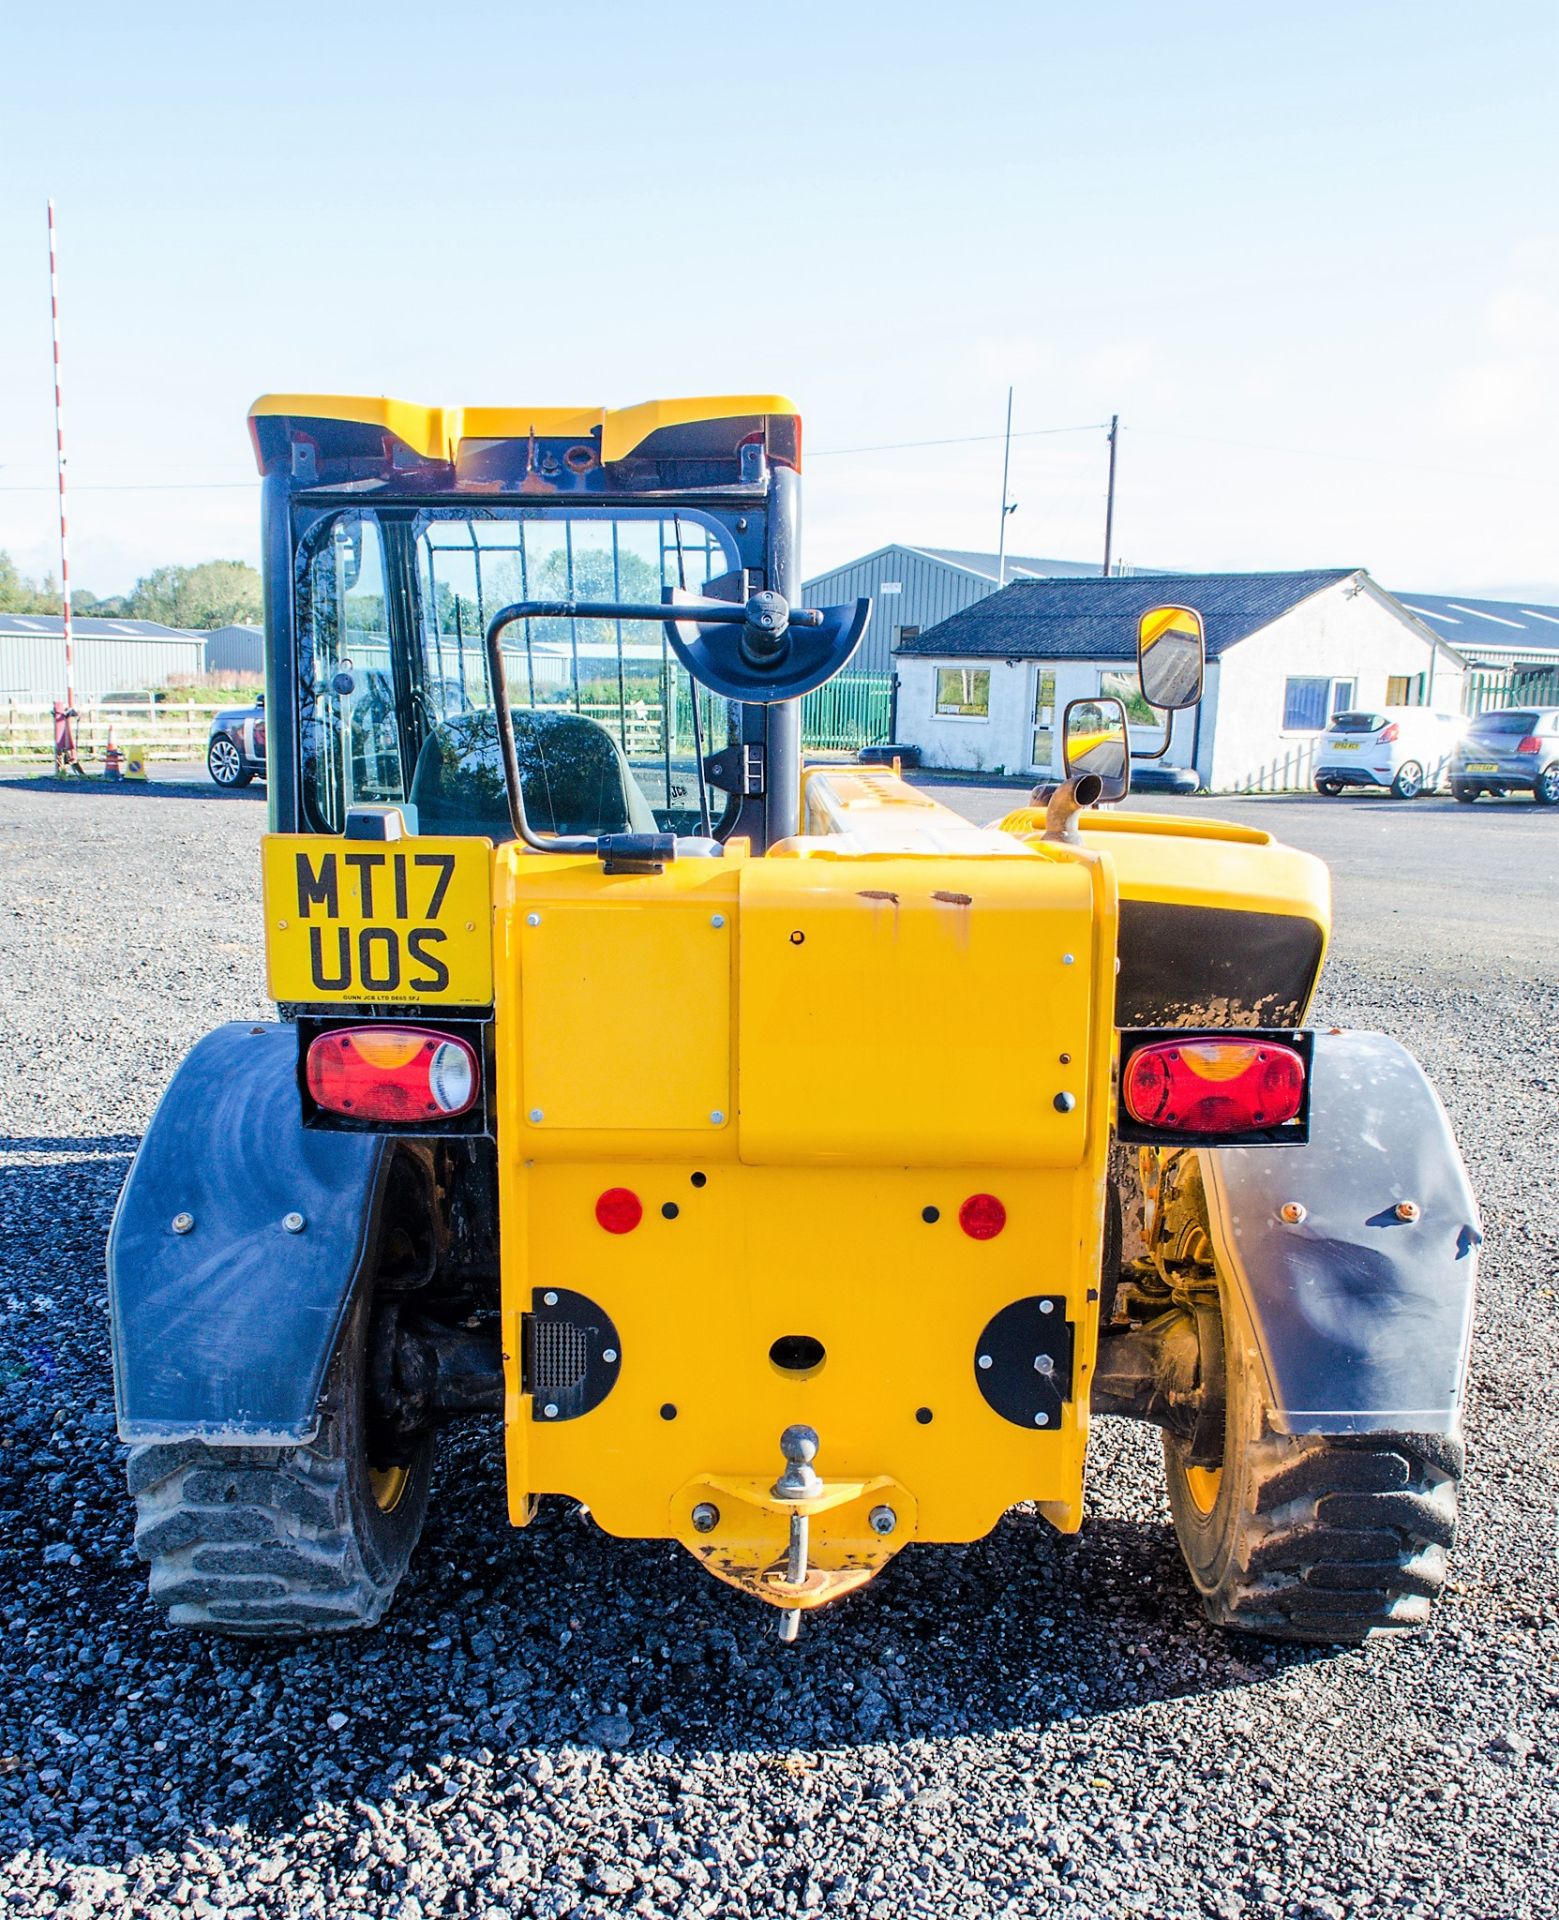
[1042,773,1103,844]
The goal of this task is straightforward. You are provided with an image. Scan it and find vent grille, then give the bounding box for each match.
[531,1319,589,1394]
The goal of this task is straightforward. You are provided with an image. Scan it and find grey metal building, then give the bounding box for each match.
[801,545,1165,676]
[0,614,208,701]
[1389,591,1559,671]
[202,624,265,677]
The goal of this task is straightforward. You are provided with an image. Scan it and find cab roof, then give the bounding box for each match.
[248,392,801,476]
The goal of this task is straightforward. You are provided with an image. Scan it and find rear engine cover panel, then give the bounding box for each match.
[736,857,1099,1167]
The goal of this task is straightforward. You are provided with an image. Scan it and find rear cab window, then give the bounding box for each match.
[1328,712,1388,734]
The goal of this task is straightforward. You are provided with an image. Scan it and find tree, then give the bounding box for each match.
[125,559,262,630]
[0,552,62,615]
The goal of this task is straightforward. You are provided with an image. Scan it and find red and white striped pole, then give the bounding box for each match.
[48,198,78,771]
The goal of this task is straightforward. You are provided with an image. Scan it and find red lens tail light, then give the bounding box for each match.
[306,1026,479,1123]
[1379,722,1399,743]
[1517,735,1541,753]
[1123,1038,1305,1135]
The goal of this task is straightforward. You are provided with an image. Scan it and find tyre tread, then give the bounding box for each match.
[127,1426,406,1635]
[1204,1432,1462,1644]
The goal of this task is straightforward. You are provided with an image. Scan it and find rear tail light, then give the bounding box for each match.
[1378,722,1399,743]
[1518,735,1541,754]
[1123,1037,1305,1135]
[306,1025,479,1122]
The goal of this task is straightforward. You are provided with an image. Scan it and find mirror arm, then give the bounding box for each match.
[482,603,600,854]
[1131,709,1176,763]
[482,595,818,855]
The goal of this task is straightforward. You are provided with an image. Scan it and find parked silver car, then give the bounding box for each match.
[1451,707,1559,805]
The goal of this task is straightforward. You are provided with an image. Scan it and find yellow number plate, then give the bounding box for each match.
[262,835,492,1005]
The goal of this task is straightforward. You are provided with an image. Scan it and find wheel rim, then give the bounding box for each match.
[209,738,239,783]
[369,1462,410,1512]
[1541,768,1559,803]
[1397,763,1422,797]
[1183,1463,1223,1514]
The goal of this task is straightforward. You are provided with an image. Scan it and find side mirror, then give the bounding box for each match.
[1137,605,1205,711]
[1063,696,1130,803]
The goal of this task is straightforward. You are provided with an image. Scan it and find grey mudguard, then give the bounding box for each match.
[1199,1030,1481,1435]
[109,1021,390,1444]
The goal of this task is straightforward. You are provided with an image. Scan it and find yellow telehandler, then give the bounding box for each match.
[109,396,1478,1644]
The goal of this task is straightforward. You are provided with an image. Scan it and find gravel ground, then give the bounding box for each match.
[1,769,1554,1920]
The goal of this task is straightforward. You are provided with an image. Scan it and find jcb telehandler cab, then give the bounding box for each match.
[109,395,1478,1645]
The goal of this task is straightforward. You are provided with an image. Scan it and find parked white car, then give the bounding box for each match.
[1313,707,1465,799]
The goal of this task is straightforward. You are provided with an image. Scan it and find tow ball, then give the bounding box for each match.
[675,1426,913,1644]
[773,1425,822,1645]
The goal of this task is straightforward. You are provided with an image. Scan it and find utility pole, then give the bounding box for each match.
[47,199,79,774]
[996,385,1015,587]
[1102,413,1119,577]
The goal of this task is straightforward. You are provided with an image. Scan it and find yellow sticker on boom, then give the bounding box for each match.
[262,834,492,1005]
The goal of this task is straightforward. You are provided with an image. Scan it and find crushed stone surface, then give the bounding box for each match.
[0,771,1553,1919]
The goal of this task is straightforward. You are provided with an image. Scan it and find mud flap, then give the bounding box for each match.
[1197,1030,1480,1435]
[109,1022,390,1444]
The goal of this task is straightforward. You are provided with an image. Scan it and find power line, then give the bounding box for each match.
[0,479,257,493]
[810,424,1107,457]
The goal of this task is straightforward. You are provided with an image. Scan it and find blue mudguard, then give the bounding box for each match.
[1199,1030,1481,1435]
[109,1022,390,1444]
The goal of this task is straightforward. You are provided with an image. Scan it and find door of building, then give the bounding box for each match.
[1029,667,1058,774]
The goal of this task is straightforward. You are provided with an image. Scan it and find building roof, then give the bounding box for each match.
[0,613,200,642]
[910,547,1121,581]
[1390,591,1559,661]
[896,569,1356,660]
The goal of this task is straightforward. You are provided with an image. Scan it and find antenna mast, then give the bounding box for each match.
[995,386,1015,587]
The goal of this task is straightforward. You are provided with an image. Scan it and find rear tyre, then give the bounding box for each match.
[127,1284,434,1634]
[1452,782,1479,803]
[1315,779,1344,797]
[1164,1300,1460,1644]
[207,735,252,788]
[1534,763,1559,807]
[1390,761,1424,800]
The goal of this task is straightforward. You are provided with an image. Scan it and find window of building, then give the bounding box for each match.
[936,667,991,718]
[1098,667,1156,723]
[1031,669,1056,768]
[898,625,920,645]
[1283,676,1356,731]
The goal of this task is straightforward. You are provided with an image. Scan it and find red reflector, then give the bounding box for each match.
[595,1187,643,1234]
[1517,735,1541,754]
[1123,1038,1304,1134]
[305,1026,478,1123]
[959,1193,1007,1240]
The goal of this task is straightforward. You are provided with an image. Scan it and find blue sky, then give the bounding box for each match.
[2,1,1556,599]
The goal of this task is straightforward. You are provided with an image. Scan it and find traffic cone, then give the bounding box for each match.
[103,727,124,781]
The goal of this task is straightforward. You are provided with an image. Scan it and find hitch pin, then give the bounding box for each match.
[772,1425,821,1647]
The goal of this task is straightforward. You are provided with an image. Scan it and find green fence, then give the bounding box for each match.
[1462,667,1559,716]
[799,672,893,752]
[672,670,893,755]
